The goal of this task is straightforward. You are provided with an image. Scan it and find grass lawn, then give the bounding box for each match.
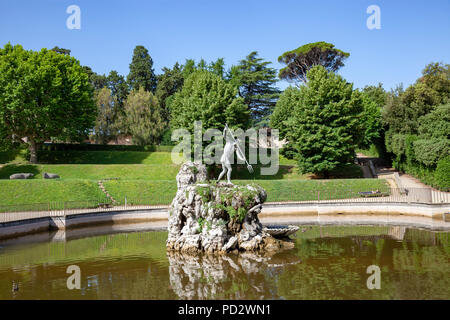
[37,150,176,164]
[103,180,177,205]
[0,149,176,165]
[0,179,106,209]
[0,150,388,210]
[0,164,181,180]
[103,178,389,205]
[0,149,362,179]
[356,145,380,158]
[239,179,389,202]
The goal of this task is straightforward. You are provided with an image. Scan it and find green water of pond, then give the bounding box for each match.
[0,225,449,299]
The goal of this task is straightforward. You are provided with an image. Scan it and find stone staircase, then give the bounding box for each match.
[97,180,117,204]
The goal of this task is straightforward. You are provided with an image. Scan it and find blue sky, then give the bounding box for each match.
[1,0,449,91]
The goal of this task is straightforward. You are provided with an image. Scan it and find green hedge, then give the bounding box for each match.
[413,138,449,167]
[39,143,173,152]
[397,161,448,191]
[435,157,450,191]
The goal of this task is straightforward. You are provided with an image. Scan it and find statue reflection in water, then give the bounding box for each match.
[167,251,301,299]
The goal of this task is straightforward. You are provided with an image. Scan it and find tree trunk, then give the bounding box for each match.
[29,138,38,164]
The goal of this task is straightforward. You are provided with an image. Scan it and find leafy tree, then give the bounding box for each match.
[169,70,250,134]
[270,86,298,158]
[383,62,449,166]
[107,70,129,109]
[51,46,108,93]
[155,62,185,123]
[93,87,117,144]
[381,62,449,189]
[419,62,450,102]
[270,87,297,137]
[51,46,71,55]
[197,58,208,71]
[106,70,129,136]
[181,58,226,79]
[82,65,107,91]
[182,59,197,78]
[417,103,450,139]
[413,138,449,167]
[208,58,225,78]
[123,87,164,146]
[384,62,449,135]
[153,58,227,136]
[283,66,363,177]
[362,83,387,107]
[412,103,450,167]
[359,84,386,150]
[435,156,450,191]
[0,43,96,163]
[229,51,280,123]
[278,41,349,85]
[383,85,406,134]
[127,45,157,93]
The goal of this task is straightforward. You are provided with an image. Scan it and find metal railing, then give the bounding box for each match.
[0,188,448,224]
[266,187,449,204]
[311,187,450,204]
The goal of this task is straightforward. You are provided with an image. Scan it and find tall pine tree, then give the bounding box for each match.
[229,51,280,125]
[127,45,157,93]
[107,70,129,109]
[155,62,185,123]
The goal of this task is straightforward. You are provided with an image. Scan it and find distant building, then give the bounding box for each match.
[107,135,133,145]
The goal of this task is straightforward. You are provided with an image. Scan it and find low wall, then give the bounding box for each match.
[0,217,50,240]
[64,208,167,229]
[261,201,450,219]
[0,202,449,240]
[0,209,168,240]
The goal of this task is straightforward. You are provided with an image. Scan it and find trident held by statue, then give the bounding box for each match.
[217,124,254,184]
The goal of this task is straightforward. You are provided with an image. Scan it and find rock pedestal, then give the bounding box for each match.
[166,162,293,254]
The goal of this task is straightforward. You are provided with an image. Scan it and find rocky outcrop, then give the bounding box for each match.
[9,173,34,179]
[43,172,60,179]
[166,162,294,254]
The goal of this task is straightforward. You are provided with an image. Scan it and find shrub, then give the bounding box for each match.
[387,133,406,158]
[40,143,148,152]
[413,138,449,167]
[405,134,418,164]
[160,128,175,146]
[435,157,450,191]
[38,143,173,153]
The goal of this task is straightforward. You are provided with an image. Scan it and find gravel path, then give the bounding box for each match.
[397,173,431,189]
